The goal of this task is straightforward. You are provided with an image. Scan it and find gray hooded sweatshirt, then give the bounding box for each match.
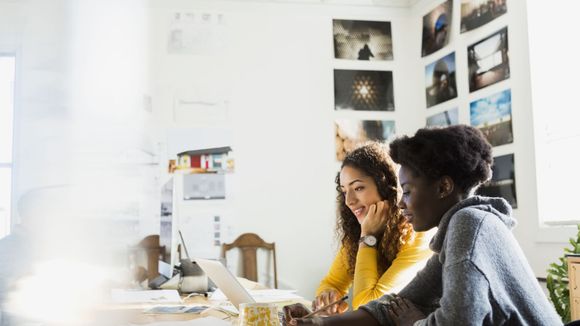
[360,196,562,325]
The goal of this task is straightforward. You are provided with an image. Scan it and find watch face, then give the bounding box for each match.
[364,235,377,246]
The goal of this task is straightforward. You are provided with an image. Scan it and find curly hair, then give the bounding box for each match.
[335,142,414,276]
[389,125,493,194]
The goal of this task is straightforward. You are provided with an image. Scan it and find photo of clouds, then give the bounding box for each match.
[461,0,507,33]
[333,19,393,61]
[477,153,517,208]
[426,107,459,127]
[470,88,513,147]
[425,52,457,108]
[468,27,509,92]
[334,69,394,111]
[335,119,396,161]
[422,0,452,57]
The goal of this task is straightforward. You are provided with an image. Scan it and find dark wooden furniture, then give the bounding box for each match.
[137,234,166,282]
[221,233,278,288]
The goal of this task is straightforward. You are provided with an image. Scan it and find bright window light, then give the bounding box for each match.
[0,55,15,238]
[527,1,580,224]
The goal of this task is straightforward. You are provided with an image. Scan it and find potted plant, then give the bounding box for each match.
[547,224,580,323]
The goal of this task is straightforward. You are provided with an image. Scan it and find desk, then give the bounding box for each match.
[107,279,308,325]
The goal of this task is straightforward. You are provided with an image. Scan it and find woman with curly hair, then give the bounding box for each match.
[313,142,434,314]
[286,125,561,325]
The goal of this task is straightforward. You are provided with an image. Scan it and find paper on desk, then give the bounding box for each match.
[130,316,230,326]
[210,289,301,303]
[111,289,182,304]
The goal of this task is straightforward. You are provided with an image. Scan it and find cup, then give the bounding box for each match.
[238,302,280,326]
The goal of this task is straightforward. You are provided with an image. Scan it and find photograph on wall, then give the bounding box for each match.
[421,0,452,57]
[470,88,513,147]
[460,0,507,33]
[333,19,393,61]
[476,153,517,208]
[468,27,509,92]
[426,107,459,127]
[335,119,396,161]
[334,69,394,111]
[425,52,457,108]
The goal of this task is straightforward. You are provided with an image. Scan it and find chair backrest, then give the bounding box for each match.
[137,234,166,282]
[221,233,278,288]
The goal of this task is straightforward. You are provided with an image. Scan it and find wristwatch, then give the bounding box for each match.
[359,235,377,247]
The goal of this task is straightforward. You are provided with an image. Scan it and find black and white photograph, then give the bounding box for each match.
[425,52,457,108]
[334,69,394,111]
[470,88,513,147]
[426,107,459,127]
[335,119,396,161]
[333,19,393,60]
[421,0,452,57]
[468,27,509,92]
[477,153,517,208]
[461,0,507,33]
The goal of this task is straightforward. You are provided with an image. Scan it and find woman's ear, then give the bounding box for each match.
[438,176,455,198]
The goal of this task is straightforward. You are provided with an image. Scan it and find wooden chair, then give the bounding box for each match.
[221,233,278,288]
[135,234,166,282]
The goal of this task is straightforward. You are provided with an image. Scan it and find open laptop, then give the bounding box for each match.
[195,258,288,325]
[194,258,256,310]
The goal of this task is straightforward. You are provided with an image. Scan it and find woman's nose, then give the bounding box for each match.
[345,191,356,205]
[397,197,406,209]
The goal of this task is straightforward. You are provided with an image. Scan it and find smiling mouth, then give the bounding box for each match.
[353,207,365,217]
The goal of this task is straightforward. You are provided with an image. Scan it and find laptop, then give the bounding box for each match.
[195,258,287,325]
[194,258,256,310]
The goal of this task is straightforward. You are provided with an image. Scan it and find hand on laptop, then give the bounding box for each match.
[283,303,323,325]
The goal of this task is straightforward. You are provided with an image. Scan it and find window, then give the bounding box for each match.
[0,55,15,238]
[527,1,580,225]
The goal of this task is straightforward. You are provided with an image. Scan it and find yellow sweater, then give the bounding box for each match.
[316,230,434,309]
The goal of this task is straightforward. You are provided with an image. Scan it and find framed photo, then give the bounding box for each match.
[425,52,457,108]
[426,107,459,127]
[334,69,394,111]
[335,119,396,161]
[460,0,507,33]
[470,89,513,147]
[468,27,509,92]
[333,19,393,61]
[421,0,452,57]
[477,153,517,208]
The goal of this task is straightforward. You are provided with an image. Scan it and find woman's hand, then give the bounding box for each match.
[313,289,349,315]
[283,303,324,325]
[387,296,426,326]
[361,200,389,237]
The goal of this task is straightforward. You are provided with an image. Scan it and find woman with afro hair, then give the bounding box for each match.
[286,125,561,325]
[313,142,434,314]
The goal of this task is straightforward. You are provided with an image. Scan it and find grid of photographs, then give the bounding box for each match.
[334,69,394,111]
[468,27,509,93]
[461,0,507,33]
[335,119,396,161]
[426,107,459,127]
[425,52,457,108]
[470,89,513,147]
[421,0,452,57]
[333,19,393,61]
[477,153,517,208]
[418,0,516,208]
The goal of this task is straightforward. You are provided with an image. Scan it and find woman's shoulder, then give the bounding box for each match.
[402,228,436,250]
